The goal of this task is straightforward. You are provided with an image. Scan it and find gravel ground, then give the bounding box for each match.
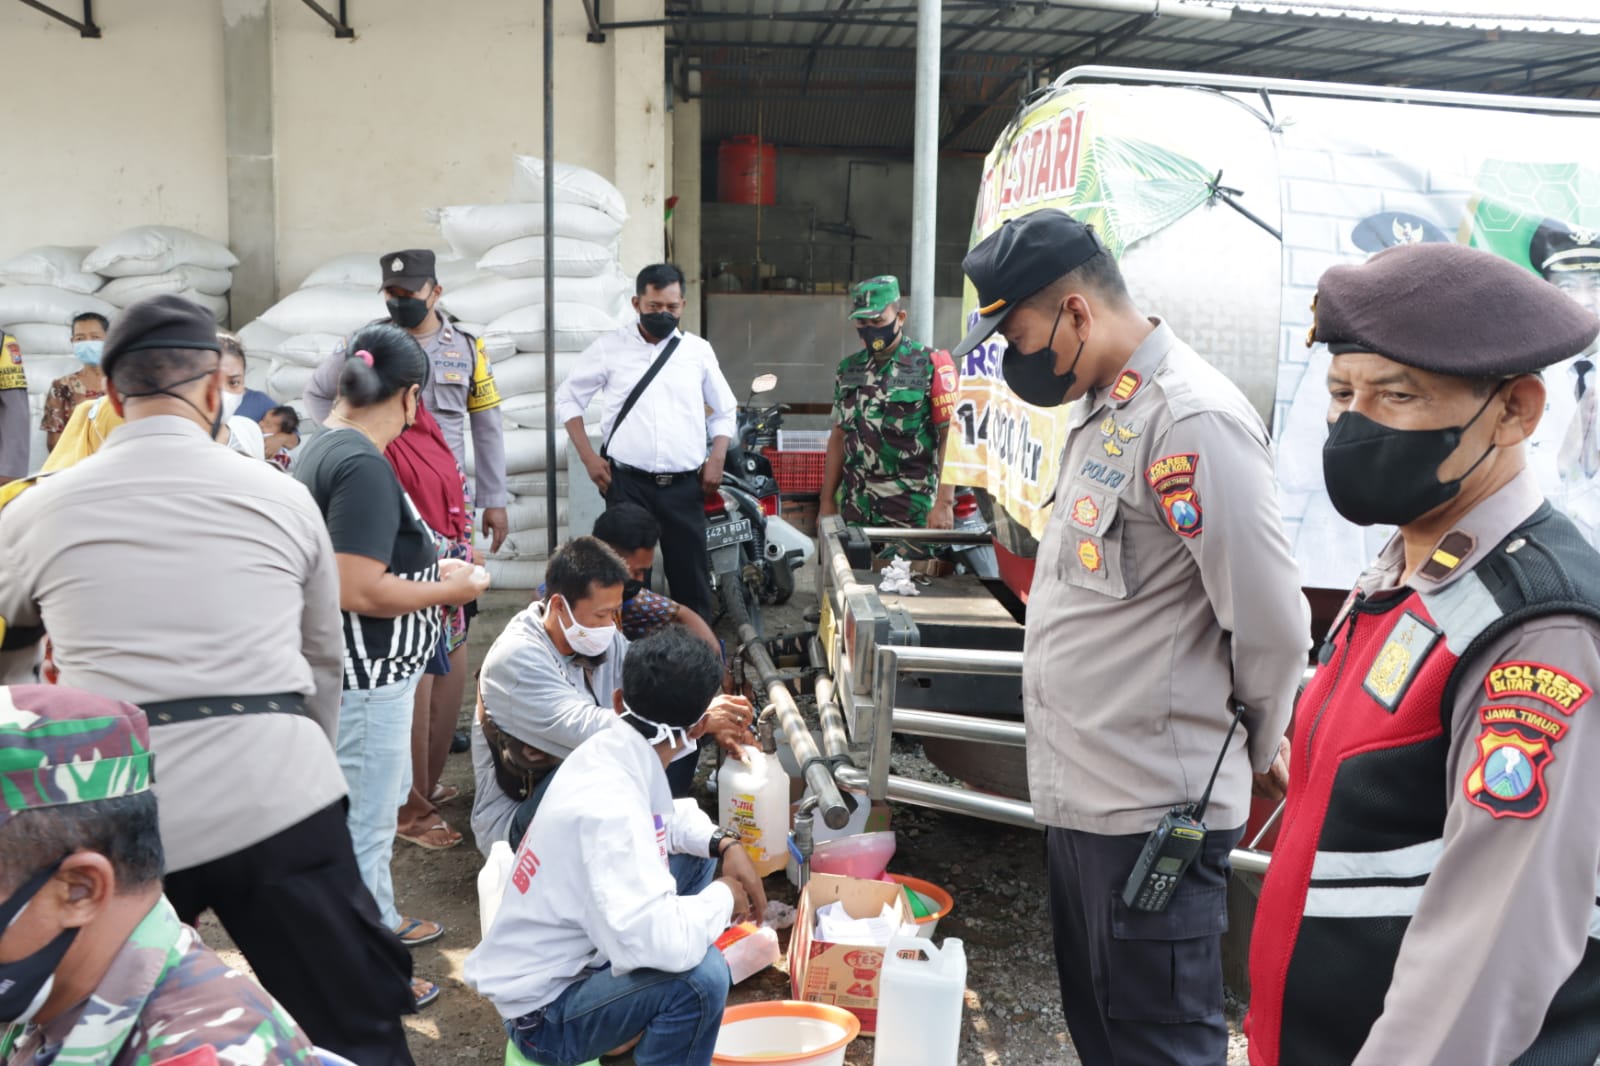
[203,573,1253,1064]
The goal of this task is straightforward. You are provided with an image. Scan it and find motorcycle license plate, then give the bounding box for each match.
[706,518,753,550]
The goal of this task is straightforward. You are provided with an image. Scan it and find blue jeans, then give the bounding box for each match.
[336,673,422,930]
[507,854,725,1066]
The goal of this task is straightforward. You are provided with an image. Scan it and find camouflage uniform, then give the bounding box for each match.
[0,686,316,1066]
[833,277,959,528]
[0,897,316,1066]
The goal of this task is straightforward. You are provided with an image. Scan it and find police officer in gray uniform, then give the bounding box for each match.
[951,210,1310,1065]
[304,249,510,551]
[1247,243,1600,1066]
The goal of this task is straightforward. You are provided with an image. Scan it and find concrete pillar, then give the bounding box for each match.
[221,0,277,326]
[611,0,667,271]
[672,96,704,333]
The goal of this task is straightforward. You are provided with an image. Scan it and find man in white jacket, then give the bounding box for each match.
[465,626,767,1066]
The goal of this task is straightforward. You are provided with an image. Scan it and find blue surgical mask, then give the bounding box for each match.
[73,340,103,367]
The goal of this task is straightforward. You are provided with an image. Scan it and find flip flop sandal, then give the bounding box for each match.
[430,783,461,804]
[412,978,441,1009]
[394,917,445,947]
[397,821,462,851]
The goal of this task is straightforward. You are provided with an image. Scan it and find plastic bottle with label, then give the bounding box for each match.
[873,936,967,1066]
[717,744,791,877]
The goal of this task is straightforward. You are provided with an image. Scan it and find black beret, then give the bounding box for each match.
[1311,242,1600,377]
[101,293,221,378]
[381,249,437,291]
[1528,219,1600,278]
[953,209,1105,358]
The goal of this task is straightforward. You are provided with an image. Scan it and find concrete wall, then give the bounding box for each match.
[0,0,229,251]
[272,0,657,291]
[1,0,667,310]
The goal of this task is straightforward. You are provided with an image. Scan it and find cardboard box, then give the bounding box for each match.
[788,872,912,1035]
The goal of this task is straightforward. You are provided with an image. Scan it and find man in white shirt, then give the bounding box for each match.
[471,536,753,855]
[557,264,737,624]
[465,626,767,1066]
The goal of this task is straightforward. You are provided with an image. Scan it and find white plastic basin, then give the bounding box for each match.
[712,1001,861,1066]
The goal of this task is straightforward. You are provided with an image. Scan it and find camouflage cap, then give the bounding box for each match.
[0,686,154,825]
[850,276,902,320]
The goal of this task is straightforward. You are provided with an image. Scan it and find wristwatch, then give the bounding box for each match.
[709,826,740,857]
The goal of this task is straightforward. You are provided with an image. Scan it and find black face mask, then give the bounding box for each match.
[857,322,899,356]
[639,312,680,342]
[1001,308,1084,408]
[1322,386,1501,527]
[0,858,78,1025]
[387,296,430,330]
[121,366,225,440]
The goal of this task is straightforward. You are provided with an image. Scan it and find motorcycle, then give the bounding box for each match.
[705,373,814,633]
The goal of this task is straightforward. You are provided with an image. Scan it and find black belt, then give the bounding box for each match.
[612,461,700,487]
[141,692,307,727]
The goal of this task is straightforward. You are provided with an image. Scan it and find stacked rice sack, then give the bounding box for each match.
[0,228,237,465]
[435,156,630,588]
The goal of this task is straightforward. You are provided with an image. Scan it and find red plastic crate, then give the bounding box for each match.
[762,448,826,494]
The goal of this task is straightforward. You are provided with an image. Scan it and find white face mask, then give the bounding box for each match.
[221,390,243,419]
[556,597,616,658]
[621,704,707,751]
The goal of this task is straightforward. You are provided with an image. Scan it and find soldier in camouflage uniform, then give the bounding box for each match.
[820,276,960,531]
[0,686,315,1066]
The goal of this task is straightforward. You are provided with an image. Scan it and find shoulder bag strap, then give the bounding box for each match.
[601,335,681,460]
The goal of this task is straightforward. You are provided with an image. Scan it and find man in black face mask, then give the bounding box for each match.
[820,275,960,532]
[556,263,737,625]
[304,249,511,555]
[1246,242,1600,1066]
[0,294,418,1065]
[952,209,1311,1066]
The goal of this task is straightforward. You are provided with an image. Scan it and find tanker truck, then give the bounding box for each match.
[773,69,1600,934]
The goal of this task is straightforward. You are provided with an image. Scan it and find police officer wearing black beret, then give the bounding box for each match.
[0,294,418,1063]
[1246,243,1600,1065]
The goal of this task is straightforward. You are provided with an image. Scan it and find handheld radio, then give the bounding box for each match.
[1121,702,1246,913]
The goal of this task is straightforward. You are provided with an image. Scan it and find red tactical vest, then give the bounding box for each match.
[1247,504,1600,1066]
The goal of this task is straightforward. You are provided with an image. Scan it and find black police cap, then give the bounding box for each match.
[100,293,221,379]
[380,249,437,292]
[1528,219,1600,278]
[953,209,1105,359]
[1312,242,1600,376]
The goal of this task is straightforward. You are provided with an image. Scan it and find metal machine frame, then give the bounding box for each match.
[812,514,1274,875]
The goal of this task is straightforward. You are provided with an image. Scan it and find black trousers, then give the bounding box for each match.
[606,464,713,624]
[1045,823,1242,1066]
[165,799,416,1066]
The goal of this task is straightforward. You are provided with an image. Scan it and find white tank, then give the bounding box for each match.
[874,935,967,1066]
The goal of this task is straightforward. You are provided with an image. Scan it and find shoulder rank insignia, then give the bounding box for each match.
[1465,727,1553,819]
[1109,369,1141,403]
[1145,452,1201,538]
[1416,530,1475,583]
[1482,661,1590,714]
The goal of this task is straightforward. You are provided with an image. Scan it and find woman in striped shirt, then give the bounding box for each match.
[294,323,490,1009]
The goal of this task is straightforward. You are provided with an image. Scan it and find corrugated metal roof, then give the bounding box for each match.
[678,1,1600,153]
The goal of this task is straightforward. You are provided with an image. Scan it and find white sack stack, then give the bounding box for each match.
[436,156,630,588]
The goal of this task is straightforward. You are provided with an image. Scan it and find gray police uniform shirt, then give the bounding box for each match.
[1024,318,1310,835]
[0,416,347,872]
[0,385,28,480]
[1323,469,1600,1065]
[470,600,628,854]
[303,316,509,509]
